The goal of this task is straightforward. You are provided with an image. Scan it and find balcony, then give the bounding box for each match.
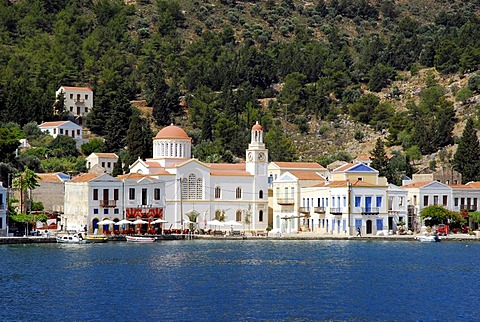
[299,207,310,214]
[74,98,85,104]
[330,207,342,215]
[314,206,326,214]
[362,207,379,215]
[277,198,294,205]
[100,200,117,208]
[460,205,477,212]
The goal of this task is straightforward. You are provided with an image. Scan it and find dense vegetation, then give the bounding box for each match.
[1,0,480,185]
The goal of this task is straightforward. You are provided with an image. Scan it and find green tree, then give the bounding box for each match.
[47,135,78,158]
[349,94,379,124]
[453,118,480,183]
[370,138,389,178]
[264,126,296,162]
[420,205,457,226]
[125,113,153,162]
[0,123,23,163]
[104,94,133,152]
[81,138,106,156]
[12,167,40,215]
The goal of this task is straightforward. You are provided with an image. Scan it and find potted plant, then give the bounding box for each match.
[266,226,272,236]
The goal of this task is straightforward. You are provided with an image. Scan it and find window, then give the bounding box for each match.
[357,177,363,181]
[423,196,429,206]
[355,196,361,207]
[70,94,73,99]
[102,162,105,167]
[70,106,73,112]
[443,195,448,206]
[60,129,64,134]
[65,130,69,136]
[182,174,203,200]
[259,210,264,222]
[94,209,98,214]
[376,196,382,207]
[413,195,417,205]
[104,209,108,215]
[399,197,404,207]
[114,189,119,200]
[214,186,221,199]
[259,190,263,199]
[85,107,89,113]
[53,129,57,134]
[454,198,459,206]
[107,162,111,168]
[236,210,242,222]
[433,195,439,205]
[236,187,242,199]
[77,106,80,114]
[142,188,147,205]
[114,209,119,214]
[93,189,98,200]
[129,188,135,200]
[154,188,161,200]
[85,94,88,100]
[343,196,346,207]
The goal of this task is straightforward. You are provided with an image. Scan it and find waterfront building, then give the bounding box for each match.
[272,162,407,236]
[55,86,93,125]
[129,122,269,231]
[0,182,6,236]
[34,172,71,213]
[38,120,84,147]
[86,153,119,174]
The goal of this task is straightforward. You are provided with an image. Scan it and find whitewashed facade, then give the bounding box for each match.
[39,120,84,147]
[56,86,93,124]
[86,153,119,174]
[129,122,269,231]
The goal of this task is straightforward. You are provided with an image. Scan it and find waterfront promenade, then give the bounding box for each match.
[1,232,478,244]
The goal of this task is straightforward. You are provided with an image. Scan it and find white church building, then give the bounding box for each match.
[129,122,269,231]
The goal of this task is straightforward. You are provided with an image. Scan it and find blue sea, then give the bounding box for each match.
[1,239,479,321]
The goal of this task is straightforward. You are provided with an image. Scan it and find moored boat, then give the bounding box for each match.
[126,236,156,242]
[56,234,84,243]
[415,234,441,242]
[84,236,108,243]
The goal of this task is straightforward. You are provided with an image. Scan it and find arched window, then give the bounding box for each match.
[181,174,203,200]
[236,187,242,199]
[236,210,242,222]
[259,210,264,222]
[259,190,264,199]
[215,186,221,199]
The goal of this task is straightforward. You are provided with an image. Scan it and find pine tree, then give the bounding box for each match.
[370,138,389,178]
[126,114,153,161]
[111,156,123,177]
[104,95,133,152]
[453,118,480,183]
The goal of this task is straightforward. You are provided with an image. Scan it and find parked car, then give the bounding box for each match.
[435,224,449,236]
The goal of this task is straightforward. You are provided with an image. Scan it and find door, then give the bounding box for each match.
[366,220,373,234]
[388,217,393,230]
[365,197,372,212]
[376,219,383,231]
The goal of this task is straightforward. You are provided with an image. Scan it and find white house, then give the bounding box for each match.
[0,182,6,236]
[129,122,269,231]
[39,120,84,147]
[56,86,93,125]
[86,153,119,174]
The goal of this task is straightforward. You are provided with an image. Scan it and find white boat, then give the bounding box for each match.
[415,234,441,242]
[126,236,156,242]
[56,234,84,243]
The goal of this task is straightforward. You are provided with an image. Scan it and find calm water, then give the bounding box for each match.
[1,239,479,321]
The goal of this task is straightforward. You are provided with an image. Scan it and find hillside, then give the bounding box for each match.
[1,0,480,182]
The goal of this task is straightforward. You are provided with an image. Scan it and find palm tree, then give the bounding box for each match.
[12,167,39,218]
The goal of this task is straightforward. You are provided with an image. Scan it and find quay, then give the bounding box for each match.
[1,233,479,245]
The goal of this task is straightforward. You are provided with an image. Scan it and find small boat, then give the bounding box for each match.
[56,234,83,243]
[84,236,108,243]
[415,234,441,242]
[126,236,156,242]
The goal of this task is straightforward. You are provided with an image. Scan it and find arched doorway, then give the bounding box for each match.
[92,218,99,234]
[366,220,373,234]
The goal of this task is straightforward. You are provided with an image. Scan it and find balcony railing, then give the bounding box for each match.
[362,207,379,215]
[460,205,477,212]
[330,207,342,215]
[100,199,117,208]
[299,207,310,214]
[314,206,326,214]
[74,98,85,103]
[277,198,294,205]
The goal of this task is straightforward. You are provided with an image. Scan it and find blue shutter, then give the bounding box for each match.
[376,196,382,207]
[377,219,383,230]
[355,219,362,229]
[355,196,361,207]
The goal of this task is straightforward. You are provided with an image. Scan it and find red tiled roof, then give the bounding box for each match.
[61,86,92,92]
[333,163,357,172]
[206,163,246,170]
[211,170,251,176]
[355,155,371,160]
[401,181,432,188]
[70,173,101,183]
[39,121,69,127]
[92,153,118,159]
[155,125,190,139]
[37,173,63,183]
[289,171,325,180]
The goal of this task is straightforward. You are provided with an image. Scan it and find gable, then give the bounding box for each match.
[347,163,377,173]
[423,181,451,190]
[276,172,298,182]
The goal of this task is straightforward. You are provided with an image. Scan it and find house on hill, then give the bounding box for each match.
[39,120,84,147]
[56,86,93,125]
[86,153,119,174]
